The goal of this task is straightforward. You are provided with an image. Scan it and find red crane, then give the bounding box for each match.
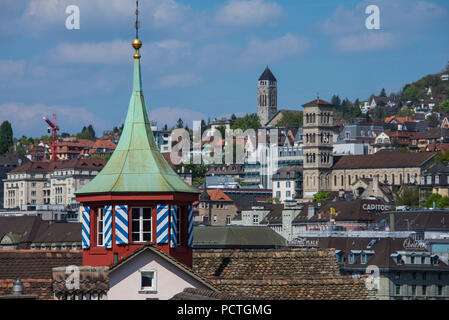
[43,114,59,162]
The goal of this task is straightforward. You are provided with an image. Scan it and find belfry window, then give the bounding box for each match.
[131,207,152,242]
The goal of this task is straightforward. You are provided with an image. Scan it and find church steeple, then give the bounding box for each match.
[257,66,278,127]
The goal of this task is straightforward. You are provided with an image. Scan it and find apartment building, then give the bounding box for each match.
[3,159,107,209]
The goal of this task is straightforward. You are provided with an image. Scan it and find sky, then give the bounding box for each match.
[0,0,448,137]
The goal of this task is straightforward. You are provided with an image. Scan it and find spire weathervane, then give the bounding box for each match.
[135,0,139,39]
[132,0,142,59]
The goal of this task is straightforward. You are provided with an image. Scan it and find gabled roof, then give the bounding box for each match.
[302,99,332,106]
[75,49,199,195]
[9,159,107,173]
[333,152,435,169]
[258,66,276,82]
[109,244,217,292]
[193,226,286,248]
[193,248,370,300]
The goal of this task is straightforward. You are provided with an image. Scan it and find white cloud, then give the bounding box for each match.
[318,0,448,52]
[240,33,309,65]
[334,32,396,52]
[0,60,26,76]
[319,0,447,35]
[195,33,309,71]
[0,102,106,136]
[157,73,201,89]
[21,0,199,34]
[49,40,129,64]
[149,107,207,128]
[216,0,283,27]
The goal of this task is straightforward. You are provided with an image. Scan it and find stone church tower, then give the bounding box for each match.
[257,66,277,127]
[302,99,334,201]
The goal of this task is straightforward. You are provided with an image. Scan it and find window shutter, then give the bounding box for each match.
[170,205,178,248]
[188,205,194,248]
[115,205,129,245]
[156,205,169,244]
[81,206,91,249]
[103,205,113,248]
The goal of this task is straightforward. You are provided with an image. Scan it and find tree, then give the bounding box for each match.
[353,99,362,118]
[76,125,96,140]
[434,150,449,165]
[423,193,449,208]
[231,114,237,121]
[380,88,387,97]
[425,113,440,128]
[435,99,449,113]
[200,120,207,134]
[402,84,425,102]
[394,186,419,207]
[215,125,226,138]
[372,106,385,122]
[331,95,341,110]
[276,110,303,127]
[176,118,184,129]
[231,114,261,131]
[0,121,13,156]
[313,191,330,203]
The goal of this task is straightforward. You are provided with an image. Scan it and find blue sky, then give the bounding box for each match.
[0,0,448,137]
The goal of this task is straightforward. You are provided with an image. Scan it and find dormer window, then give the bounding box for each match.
[335,250,344,263]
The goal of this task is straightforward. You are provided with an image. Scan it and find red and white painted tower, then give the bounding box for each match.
[75,7,199,268]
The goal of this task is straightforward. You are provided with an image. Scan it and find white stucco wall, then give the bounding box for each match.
[108,250,211,300]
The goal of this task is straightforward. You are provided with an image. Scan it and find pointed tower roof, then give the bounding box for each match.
[258,66,277,82]
[75,36,199,195]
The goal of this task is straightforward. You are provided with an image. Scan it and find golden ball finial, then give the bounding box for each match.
[132,38,142,50]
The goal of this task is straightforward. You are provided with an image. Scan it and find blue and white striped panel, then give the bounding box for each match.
[103,205,113,248]
[156,205,169,244]
[170,205,178,248]
[115,205,129,245]
[81,206,90,249]
[188,205,194,248]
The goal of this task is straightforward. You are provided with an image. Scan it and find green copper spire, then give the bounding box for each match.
[76,37,199,195]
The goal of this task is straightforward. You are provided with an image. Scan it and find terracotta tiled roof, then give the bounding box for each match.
[205,189,233,202]
[0,250,82,299]
[92,139,116,149]
[170,287,254,300]
[333,152,435,169]
[303,99,332,106]
[52,266,109,295]
[193,248,369,300]
[0,278,53,299]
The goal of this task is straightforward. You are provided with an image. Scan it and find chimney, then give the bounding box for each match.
[390,213,395,232]
[373,175,380,195]
[307,205,315,219]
